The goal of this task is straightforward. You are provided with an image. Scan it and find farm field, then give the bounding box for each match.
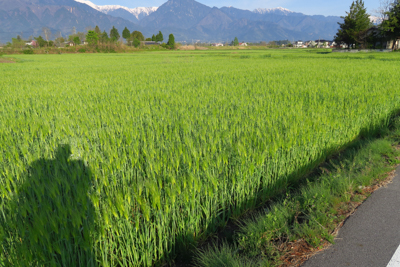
[0,50,400,266]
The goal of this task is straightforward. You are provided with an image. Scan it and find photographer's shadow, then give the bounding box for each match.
[11,144,97,266]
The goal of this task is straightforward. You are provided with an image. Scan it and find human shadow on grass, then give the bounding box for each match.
[2,144,97,266]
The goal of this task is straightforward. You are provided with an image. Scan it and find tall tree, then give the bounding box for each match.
[54,32,65,47]
[11,36,25,48]
[42,27,52,42]
[86,30,99,46]
[100,31,109,43]
[77,32,85,43]
[377,0,393,21]
[94,25,101,35]
[131,31,145,41]
[151,34,156,41]
[73,36,81,45]
[34,36,47,47]
[334,0,371,48]
[233,37,239,46]
[55,36,65,47]
[122,27,131,41]
[167,33,175,48]
[110,26,120,42]
[156,31,163,42]
[381,0,400,49]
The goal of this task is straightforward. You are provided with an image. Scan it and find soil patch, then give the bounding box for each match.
[0,58,16,63]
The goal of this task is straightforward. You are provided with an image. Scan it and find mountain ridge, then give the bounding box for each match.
[0,0,343,43]
[0,0,142,42]
[74,0,158,22]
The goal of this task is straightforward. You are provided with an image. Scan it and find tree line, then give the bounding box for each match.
[335,0,400,49]
[5,25,176,49]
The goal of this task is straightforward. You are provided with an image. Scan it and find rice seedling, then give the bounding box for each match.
[0,50,399,266]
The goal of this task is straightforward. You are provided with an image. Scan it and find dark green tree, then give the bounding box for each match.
[167,33,175,48]
[94,25,101,35]
[73,36,81,45]
[86,30,99,46]
[145,37,152,41]
[34,36,47,47]
[122,27,131,41]
[110,26,120,42]
[156,31,163,42]
[133,38,140,48]
[232,37,239,46]
[100,31,109,43]
[11,37,25,48]
[382,0,400,49]
[131,31,145,41]
[151,34,156,41]
[334,0,371,48]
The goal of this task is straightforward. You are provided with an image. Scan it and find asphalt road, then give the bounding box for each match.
[302,165,400,267]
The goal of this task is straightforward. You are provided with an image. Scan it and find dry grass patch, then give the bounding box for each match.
[0,57,16,63]
[179,45,196,50]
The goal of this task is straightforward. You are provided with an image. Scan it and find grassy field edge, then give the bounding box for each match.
[194,117,400,267]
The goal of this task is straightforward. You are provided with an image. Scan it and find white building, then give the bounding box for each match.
[294,41,303,47]
[387,39,400,50]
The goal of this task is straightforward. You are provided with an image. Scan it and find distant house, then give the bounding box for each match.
[212,43,224,46]
[331,26,398,49]
[294,41,303,47]
[64,41,75,47]
[314,39,331,48]
[239,42,247,46]
[25,40,38,47]
[365,26,400,49]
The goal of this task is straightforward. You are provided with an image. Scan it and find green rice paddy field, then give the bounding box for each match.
[0,50,399,266]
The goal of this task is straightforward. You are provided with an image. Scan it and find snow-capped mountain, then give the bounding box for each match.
[74,0,157,21]
[369,16,382,24]
[253,7,294,15]
[0,0,343,43]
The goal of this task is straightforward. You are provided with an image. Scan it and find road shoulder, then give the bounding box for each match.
[302,165,400,267]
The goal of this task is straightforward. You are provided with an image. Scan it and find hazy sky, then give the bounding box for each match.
[92,0,381,17]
